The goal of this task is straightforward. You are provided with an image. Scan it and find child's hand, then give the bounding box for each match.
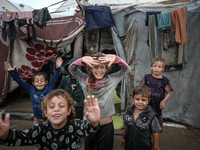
[84,95,100,127]
[98,54,116,67]
[121,139,125,147]
[6,63,16,71]
[56,57,63,68]
[82,56,99,68]
[160,100,166,109]
[0,113,10,140]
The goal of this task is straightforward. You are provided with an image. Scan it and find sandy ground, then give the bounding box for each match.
[0,90,200,150]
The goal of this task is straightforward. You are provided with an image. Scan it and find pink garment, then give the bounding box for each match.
[1,11,18,21]
[1,11,18,25]
[85,78,105,87]
[17,11,33,24]
[71,56,127,68]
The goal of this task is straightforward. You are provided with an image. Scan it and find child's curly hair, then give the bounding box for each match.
[151,56,165,68]
[42,89,76,121]
[132,85,151,100]
[85,52,111,95]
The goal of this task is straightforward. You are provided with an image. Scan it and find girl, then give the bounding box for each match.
[0,89,100,150]
[68,53,131,150]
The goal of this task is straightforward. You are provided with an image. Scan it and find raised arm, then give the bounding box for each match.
[6,64,31,93]
[0,113,10,140]
[84,95,100,128]
[6,63,16,71]
[56,57,63,68]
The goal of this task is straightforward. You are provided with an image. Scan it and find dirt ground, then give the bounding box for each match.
[0,89,200,150]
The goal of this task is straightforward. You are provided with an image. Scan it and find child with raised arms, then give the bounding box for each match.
[68,53,131,150]
[6,57,63,124]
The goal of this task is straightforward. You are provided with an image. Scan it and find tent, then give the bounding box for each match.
[0,0,200,129]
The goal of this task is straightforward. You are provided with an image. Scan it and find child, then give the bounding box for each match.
[0,89,100,149]
[59,58,85,120]
[121,84,161,150]
[6,57,63,124]
[58,58,85,148]
[68,53,131,150]
[139,56,173,131]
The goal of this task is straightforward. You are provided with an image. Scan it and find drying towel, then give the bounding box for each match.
[83,6,115,30]
[157,12,171,31]
[171,7,187,45]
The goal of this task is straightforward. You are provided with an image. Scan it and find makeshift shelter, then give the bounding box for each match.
[0,0,200,130]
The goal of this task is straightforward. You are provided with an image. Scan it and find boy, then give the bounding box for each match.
[0,89,100,149]
[139,56,173,131]
[59,58,85,120]
[6,57,63,124]
[59,57,85,148]
[121,85,161,150]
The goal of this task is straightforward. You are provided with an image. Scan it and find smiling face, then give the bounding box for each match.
[32,75,48,90]
[91,64,108,82]
[133,94,150,112]
[44,96,71,129]
[151,61,164,78]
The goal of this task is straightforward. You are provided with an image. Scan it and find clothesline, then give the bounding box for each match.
[46,0,67,8]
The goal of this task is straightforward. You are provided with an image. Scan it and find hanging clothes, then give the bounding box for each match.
[157,12,171,31]
[83,6,115,31]
[147,15,158,60]
[33,7,52,29]
[171,7,187,45]
[17,11,33,24]
[16,19,37,41]
[145,11,161,26]
[1,11,18,40]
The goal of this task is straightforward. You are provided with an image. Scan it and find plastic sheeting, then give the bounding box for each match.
[111,2,200,128]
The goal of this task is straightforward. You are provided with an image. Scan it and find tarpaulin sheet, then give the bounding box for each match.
[111,2,200,128]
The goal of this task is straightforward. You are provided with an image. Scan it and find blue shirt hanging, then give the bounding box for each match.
[84,6,116,31]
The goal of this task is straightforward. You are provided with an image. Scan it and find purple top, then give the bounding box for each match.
[140,74,173,116]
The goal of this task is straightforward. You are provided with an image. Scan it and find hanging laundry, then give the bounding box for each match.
[157,12,171,31]
[1,11,18,40]
[17,11,33,24]
[33,7,52,29]
[83,6,115,31]
[16,19,37,41]
[171,7,187,45]
[147,15,158,60]
[145,11,161,26]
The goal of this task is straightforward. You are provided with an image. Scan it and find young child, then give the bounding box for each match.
[68,53,131,150]
[58,57,85,148]
[0,89,100,149]
[59,58,85,120]
[139,56,173,131]
[121,85,161,150]
[6,57,63,124]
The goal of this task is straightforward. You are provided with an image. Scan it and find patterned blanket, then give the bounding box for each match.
[0,14,85,104]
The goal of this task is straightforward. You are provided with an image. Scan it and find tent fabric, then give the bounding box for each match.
[111,2,200,129]
[1,14,85,101]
